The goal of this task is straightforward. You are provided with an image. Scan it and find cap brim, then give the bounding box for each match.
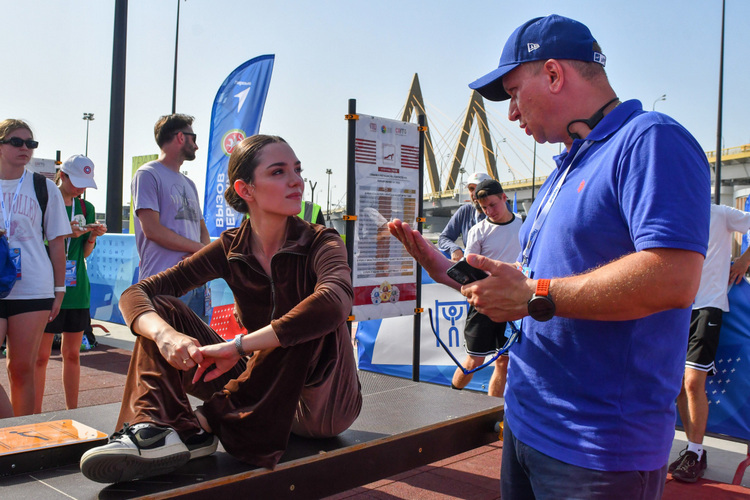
[68,174,97,189]
[468,62,518,102]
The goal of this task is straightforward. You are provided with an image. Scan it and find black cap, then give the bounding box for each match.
[475,179,504,198]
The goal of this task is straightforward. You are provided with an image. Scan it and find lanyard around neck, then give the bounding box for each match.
[521,140,593,268]
[66,199,77,255]
[0,170,27,233]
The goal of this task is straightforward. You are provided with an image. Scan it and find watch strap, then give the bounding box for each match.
[536,279,551,297]
[234,334,247,357]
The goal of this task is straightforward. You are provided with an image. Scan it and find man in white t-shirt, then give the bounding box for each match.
[670,203,750,482]
[132,114,210,321]
[452,179,521,396]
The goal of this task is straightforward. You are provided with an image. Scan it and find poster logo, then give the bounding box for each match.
[371,281,400,305]
[222,129,246,156]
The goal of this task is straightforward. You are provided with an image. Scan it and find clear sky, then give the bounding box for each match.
[2,1,748,215]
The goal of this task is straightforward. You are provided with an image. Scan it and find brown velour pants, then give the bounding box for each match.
[116,296,362,469]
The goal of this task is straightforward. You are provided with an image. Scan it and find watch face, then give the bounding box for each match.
[528,296,555,322]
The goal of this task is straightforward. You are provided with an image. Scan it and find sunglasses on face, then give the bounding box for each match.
[0,137,39,149]
[176,131,197,143]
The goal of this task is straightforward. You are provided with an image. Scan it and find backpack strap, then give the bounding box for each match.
[32,173,48,237]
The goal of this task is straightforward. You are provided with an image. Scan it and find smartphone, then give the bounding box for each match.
[447,258,488,285]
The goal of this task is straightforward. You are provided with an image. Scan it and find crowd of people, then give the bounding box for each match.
[0,12,745,498]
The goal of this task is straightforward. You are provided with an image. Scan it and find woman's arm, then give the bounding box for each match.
[47,236,66,321]
[269,231,354,347]
[193,324,281,383]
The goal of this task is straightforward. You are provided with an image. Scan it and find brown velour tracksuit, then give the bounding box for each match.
[116,216,362,469]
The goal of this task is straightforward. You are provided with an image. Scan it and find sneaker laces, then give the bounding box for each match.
[109,422,144,455]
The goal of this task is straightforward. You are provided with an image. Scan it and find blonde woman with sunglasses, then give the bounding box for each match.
[0,119,70,417]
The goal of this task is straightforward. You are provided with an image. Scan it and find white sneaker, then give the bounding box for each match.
[80,423,190,483]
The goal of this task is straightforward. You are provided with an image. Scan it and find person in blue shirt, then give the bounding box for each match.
[390,15,709,500]
[438,172,491,261]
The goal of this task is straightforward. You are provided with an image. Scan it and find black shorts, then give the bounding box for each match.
[45,308,91,334]
[686,307,722,376]
[0,298,55,319]
[463,305,509,357]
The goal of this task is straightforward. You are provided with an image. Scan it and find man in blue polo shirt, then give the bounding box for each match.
[389,15,709,499]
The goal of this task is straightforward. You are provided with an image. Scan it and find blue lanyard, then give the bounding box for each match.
[0,170,27,233]
[521,141,593,268]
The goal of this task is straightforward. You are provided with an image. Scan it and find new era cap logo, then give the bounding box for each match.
[527,43,540,53]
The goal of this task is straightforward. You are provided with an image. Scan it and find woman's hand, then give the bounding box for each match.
[89,222,107,238]
[69,221,88,239]
[192,341,240,384]
[49,292,64,322]
[153,327,203,371]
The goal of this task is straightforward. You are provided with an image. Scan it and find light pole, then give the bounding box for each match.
[82,112,94,156]
[652,94,666,111]
[171,0,182,113]
[325,169,332,219]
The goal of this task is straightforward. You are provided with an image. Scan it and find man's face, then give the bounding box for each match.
[468,183,480,208]
[503,64,553,144]
[179,127,199,161]
[478,193,509,223]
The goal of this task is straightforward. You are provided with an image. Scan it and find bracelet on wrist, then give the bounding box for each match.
[234,334,248,357]
[54,286,66,293]
[88,237,96,243]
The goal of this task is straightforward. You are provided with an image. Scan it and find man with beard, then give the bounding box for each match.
[132,114,210,321]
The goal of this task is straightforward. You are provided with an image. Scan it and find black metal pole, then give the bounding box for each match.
[346,99,357,338]
[171,0,180,114]
[106,0,127,233]
[413,114,426,382]
[714,0,725,205]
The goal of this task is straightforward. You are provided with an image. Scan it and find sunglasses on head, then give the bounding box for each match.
[0,137,39,149]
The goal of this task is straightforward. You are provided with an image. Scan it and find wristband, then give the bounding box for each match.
[234,334,248,357]
[54,286,66,293]
[88,238,96,243]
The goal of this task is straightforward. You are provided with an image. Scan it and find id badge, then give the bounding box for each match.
[65,259,77,287]
[10,247,21,280]
[522,266,532,278]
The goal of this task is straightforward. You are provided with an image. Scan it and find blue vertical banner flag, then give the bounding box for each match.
[203,54,274,236]
[513,192,517,213]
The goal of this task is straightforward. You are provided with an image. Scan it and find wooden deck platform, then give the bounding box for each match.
[0,372,502,499]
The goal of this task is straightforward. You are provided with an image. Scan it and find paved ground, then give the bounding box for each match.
[1,320,749,498]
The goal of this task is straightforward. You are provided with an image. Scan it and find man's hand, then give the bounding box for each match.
[153,327,203,371]
[451,249,464,262]
[730,254,750,284]
[461,254,533,322]
[388,219,455,288]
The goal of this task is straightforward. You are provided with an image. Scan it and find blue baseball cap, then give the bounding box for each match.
[469,15,606,102]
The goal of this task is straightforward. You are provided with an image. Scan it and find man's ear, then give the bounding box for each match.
[544,59,565,95]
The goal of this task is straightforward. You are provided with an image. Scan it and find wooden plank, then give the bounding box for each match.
[147,406,502,499]
[0,420,107,476]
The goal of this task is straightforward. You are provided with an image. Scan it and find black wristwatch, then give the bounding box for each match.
[527,279,555,322]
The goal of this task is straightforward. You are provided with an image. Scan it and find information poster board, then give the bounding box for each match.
[351,116,420,321]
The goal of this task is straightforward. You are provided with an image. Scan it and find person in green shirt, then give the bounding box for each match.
[35,155,107,411]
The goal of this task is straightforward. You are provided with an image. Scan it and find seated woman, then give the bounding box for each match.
[81,135,362,484]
